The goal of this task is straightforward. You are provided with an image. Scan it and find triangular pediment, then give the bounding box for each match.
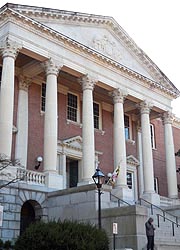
[1,3,179,97]
[127,155,139,166]
[63,136,82,150]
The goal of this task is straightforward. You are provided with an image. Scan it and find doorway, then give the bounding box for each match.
[20,200,42,235]
[66,158,79,188]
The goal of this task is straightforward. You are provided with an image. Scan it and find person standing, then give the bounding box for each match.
[145,217,155,250]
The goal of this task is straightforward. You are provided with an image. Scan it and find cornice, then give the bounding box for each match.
[173,116,180,129]
[0,5,179,99]
[8,4,179,95]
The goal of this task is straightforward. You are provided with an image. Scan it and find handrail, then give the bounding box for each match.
[110,193,131,207]
[157,214,180,236]
[139,198,179,225]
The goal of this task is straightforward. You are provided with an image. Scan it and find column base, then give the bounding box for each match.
[141,192,160,206]
[45,172,63,190]
[111,185,134,204]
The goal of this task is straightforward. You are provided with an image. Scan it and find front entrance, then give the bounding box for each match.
[66,159,79,188]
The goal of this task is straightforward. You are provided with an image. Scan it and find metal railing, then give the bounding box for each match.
[157,213,180,236]
[139,198,180,236]
[110,193,131,207]
[139,198,179,224]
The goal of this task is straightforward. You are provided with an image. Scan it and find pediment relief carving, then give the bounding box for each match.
[62,136,82,151]
[1,4,179,99]
[92,34,122,62]
[127,155,139,167]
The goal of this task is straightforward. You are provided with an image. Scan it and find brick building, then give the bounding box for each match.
[0,3,180,249]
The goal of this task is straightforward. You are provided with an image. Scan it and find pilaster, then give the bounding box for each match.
[15,76,30,168]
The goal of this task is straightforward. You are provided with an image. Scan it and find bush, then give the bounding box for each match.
[3,240,13,250]
[14,220,109,250]
[0,240,14,250]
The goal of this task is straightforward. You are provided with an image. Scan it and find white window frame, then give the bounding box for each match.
[93,101,102,130]
[124,114,132,140]
[67,92,80,123]
[126,165,138,202]
[150,123,156,149]
[154,177,159,193]
[41,82,46,112]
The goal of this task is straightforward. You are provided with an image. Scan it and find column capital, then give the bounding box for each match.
[43,58,62,76]
[162,111,174,125]
[139,100,153,115]
[110,88,127,104]
[18,76,31,92]
[78,74,97,91]
[136,120,142,132]
[1,37,21,59]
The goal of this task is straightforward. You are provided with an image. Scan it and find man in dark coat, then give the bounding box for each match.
[145,217,155,250]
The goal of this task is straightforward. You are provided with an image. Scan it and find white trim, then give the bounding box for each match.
[93,101,102,130]
[67,91,80,123]
[150,123,156,149]
[124,114,132,140]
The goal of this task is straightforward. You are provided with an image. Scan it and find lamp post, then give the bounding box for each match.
[92,168,105,229]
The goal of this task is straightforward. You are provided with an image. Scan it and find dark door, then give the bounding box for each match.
[69,160,78,188]
[20,201,35,235]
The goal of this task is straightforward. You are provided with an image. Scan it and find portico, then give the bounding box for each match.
[0,3,179,204]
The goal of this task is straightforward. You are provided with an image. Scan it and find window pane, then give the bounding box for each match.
[93,103,99,129]
[150,124,156,148]
[124,115,130,139]
[41,83,46,112]
[127,172,132,189]
[67,93,77,122]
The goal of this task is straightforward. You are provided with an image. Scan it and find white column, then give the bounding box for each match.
[140,101,155,194]
[137,125,144,196]
[0,39,20,158]
[163,112,178,198]
[15,76,30,168]
[112,88,127,187]
[79,74,96,183]
[43,59,59,173]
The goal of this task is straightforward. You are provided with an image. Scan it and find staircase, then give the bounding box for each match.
[140,197,180,250]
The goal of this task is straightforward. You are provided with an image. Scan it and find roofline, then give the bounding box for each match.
[1,3,180,98]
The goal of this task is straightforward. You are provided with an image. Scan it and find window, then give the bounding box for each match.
[150,124,156,149]
[124,115,130,140]
[127,171,133,189]
[41,83,46,112]
[67,93,78,122]
[93,102,100,129]
[154,177,159,193]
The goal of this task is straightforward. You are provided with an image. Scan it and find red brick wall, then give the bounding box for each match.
[27,83,44,171]
[12,81,180,197]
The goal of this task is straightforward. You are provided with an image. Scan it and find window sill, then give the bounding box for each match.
[66,119,82,128]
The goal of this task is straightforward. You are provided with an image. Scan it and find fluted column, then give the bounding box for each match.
[79,74,96,183]
[15,76,30,168]
[111,88,127,187]
[43,59,59,173]
[140,101,155,194]
[163,112,178,198]
[0,39,20,158]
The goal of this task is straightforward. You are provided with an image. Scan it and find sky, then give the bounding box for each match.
[1,0,180,117]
